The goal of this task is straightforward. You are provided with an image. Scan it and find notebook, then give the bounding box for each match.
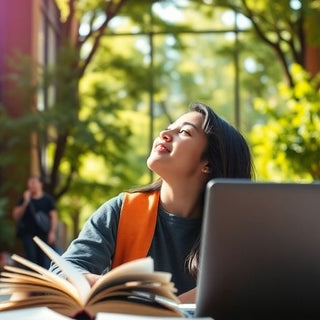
[195,179,320,320]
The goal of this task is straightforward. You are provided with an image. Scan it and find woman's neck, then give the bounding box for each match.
[159,181,204,219]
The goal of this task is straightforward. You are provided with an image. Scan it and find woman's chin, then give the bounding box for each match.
[147,158,165,176]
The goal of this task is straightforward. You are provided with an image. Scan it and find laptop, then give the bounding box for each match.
[195,179,320,320]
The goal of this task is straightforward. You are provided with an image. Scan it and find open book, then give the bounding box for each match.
[0,237,184,319]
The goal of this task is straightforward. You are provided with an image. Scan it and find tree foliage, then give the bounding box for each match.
[0,0,137,237]
[1,1,130,199]
[251,64,320,181]
[194,0,320,181]
[197,0,320,86]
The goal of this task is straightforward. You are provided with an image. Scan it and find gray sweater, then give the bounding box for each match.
[50,193,201,294]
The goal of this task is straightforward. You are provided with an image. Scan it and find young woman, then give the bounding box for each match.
[50,102,253,301]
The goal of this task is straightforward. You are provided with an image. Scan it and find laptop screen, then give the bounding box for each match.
[196,179,320,319]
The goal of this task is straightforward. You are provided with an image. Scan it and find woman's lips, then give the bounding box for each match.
[154,142,170,153]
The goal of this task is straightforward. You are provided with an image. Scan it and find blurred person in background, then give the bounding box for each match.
[13,176,58,269]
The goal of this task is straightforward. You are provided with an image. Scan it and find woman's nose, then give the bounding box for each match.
[159,129,172,141]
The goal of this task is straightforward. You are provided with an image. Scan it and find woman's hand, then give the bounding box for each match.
[83,273,102,287]
[178,287,197,303]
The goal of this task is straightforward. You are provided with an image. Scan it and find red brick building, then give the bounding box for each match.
[0,0,62,256]
[0,0,61,202]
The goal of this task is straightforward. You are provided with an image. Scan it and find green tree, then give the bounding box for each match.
[44,0,131,198]
[0,0,137,238]
[197,0,320,85]
[194,0,320,181]
[251,64,320,181]
[1,0,131,197]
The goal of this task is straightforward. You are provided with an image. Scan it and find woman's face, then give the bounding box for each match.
[147,111,208,181]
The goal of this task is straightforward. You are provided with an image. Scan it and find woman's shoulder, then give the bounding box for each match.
[95,192,125,216]
[85,193,124,229]
[96,191,155,217]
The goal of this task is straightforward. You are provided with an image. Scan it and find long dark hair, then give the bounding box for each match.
[185,102,253,277]
[131,102,253,277]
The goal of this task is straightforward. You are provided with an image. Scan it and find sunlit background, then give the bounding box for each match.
[0,0,319,259]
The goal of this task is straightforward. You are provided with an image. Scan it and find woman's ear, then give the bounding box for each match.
[201,163,211,174]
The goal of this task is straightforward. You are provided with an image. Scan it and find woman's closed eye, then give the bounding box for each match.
[179,129,191,136]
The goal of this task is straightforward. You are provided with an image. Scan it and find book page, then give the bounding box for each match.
[91,257,171,296]
[3,265,54,281]
[96,313,213,320]
[97,257,155,281]
[86,299,183,318]
[33,236,91,304]
[0,294,82,318]
[7,254,80,302]
[87,281,178,306]
[96,313,186,320]
[0,307,72,320]
[89,272,175,301]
